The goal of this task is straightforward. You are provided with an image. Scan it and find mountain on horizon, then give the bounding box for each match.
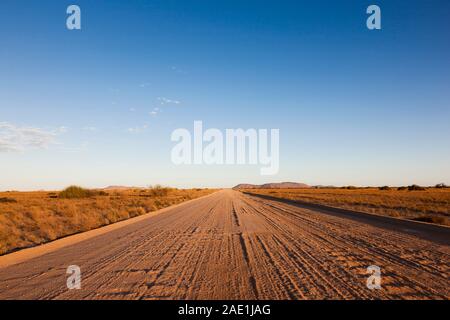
[233,182,310,189]
[102,185,139,190]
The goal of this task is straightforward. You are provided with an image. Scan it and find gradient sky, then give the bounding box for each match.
[1,0,449,190]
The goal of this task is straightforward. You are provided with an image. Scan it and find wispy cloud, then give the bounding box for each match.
[157,97,181,105]
[170,66,187,74]
[139,82,151,88]
[149,107,160,116]
[127,124,148,134]
[0,122,63,152]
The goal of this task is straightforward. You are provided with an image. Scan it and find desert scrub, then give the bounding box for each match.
[0,197,17,203]
[0,187,217,255]
[59,186,94,199]
[58,186,109,199]
[242,188,450,226]
[148,185,173,197]
[408,185,427,191]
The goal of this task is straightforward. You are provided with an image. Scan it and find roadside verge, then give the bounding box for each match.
[242,191,450,246]
[0,190,220,268]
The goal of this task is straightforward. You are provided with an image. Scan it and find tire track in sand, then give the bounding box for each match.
[0,190,448,299]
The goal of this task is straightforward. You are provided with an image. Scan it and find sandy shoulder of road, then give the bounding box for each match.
[0,191,220,269]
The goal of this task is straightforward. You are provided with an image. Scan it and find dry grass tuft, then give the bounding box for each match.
[148,185,172,197]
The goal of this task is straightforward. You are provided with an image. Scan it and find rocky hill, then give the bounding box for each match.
[233,182,310,189]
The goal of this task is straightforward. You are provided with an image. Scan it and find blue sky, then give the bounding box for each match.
[1,0,449,190]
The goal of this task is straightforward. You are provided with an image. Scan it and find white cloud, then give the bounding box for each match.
[128,124,148,134]
[0,122,62,152]
[170,66,187,74]
[139,82,151,88]
[157,97,181,105]
[149,107,160,116]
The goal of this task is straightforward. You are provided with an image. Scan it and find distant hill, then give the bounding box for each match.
[102,186,136,190]
[233,182,310,189]
[312,185,337,189]
[233,184,260,189]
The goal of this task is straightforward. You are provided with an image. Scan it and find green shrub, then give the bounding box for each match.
[0,197,17,203]
[379,186,391,191]
[59,186,94,199]
[408,184,426,191]
[435,183,448,189]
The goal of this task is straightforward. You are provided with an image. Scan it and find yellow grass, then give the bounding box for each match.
[0,187,217,255]
[242,188,450,226]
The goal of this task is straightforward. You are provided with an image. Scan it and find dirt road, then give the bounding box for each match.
[0,190,448,299]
